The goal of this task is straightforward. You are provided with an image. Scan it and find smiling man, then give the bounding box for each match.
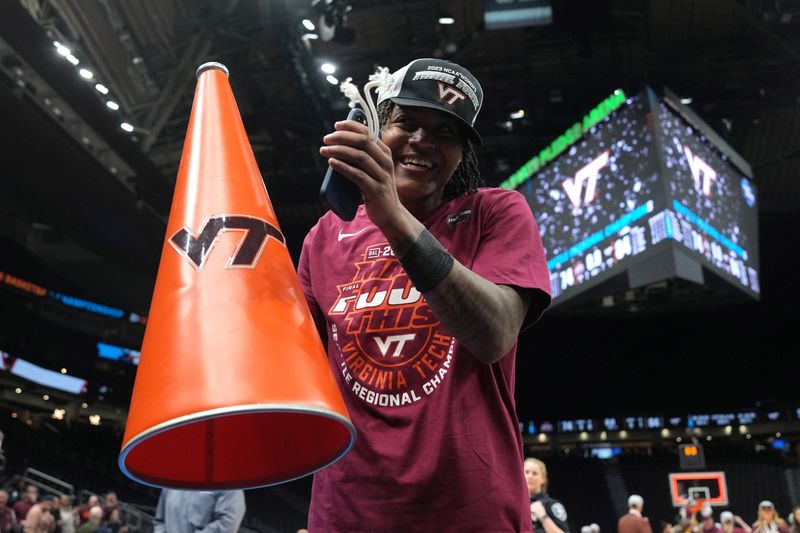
[298,58,551,532]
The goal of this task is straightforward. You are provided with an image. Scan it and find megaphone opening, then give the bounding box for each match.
[120,407,355,490]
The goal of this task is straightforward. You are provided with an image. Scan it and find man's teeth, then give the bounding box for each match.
[402,157,434,169]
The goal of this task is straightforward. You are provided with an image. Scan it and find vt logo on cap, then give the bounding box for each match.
[436,82,467,106]
[377,58,484,145]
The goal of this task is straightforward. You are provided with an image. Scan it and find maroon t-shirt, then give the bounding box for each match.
[298,188,551,532]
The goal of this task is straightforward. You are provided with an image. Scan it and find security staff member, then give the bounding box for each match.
[525,457,571,533]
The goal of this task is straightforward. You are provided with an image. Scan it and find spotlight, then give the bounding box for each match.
[106,101,120,111]
[95,83,109,94]
[325,75,339,85]
[438,16,455,24]
[79,69,94,80]
[302,19,316,31]
[321,62,336,74]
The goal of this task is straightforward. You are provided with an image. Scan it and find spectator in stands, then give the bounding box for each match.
[751,501,789,533]
[22,494,55,533]
[101,509,126,533]
[700,504,721,533]
[99,494,117,522]
[789,507,800,533]
[591,523,601,533]
[720,511,751,533]
[524,457,570,533]
[75,497,98,525]
[12,485,38,524]
[618,494,653,533]
[54,495,78,533]
[3,477,25,506]
[0,489,19,533]
[75,507,103,533]
[672,502,699,533]
[153,489,245,533]
[582,526,593,533]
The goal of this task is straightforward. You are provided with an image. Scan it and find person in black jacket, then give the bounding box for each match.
[525,457,571,533]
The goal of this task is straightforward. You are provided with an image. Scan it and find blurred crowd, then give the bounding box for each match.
[0,475,127,533]
[592,494,800,533]
[655,499,800,533]
[527,456,799,533]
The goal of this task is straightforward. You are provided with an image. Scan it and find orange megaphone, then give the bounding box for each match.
[118,62,355,489]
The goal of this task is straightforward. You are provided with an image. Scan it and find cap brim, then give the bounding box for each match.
[387,96,483,146]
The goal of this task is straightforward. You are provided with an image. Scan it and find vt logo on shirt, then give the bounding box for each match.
[328,243,455,408]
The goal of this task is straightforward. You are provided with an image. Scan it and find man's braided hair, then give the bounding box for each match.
[377,100,483,201]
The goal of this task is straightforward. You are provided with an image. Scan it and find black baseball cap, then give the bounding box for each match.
[377,58,484,145]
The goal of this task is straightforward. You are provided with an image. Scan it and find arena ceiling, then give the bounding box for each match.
[0,0,798,420]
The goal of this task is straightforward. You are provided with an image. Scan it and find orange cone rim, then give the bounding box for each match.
[119,405,356,490]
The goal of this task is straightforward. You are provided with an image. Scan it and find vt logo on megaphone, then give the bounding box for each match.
[169,214,285,271]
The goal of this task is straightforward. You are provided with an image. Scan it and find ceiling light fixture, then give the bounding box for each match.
[54,42,71,56]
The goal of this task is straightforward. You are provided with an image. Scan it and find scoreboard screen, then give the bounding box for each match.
[656,102,760,296]
[513,87,759,307]
[519,94,665,302]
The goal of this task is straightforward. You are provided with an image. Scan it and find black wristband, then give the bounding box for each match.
[398,229,454,292]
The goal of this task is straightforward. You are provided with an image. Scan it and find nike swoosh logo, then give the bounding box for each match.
[337,227,369,242]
